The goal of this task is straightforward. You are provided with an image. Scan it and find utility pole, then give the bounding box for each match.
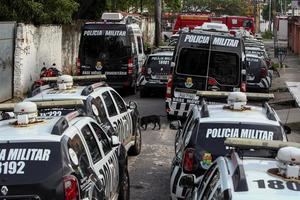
[269,0,272,31]
[155,0,162,47]
[273,0,277,57]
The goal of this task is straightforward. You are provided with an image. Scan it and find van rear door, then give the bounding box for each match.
[79,24,132,85]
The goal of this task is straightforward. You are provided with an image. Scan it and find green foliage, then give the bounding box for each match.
[0,0,79,24]
[262,30,273,39]
[182,0,248,16]
[262,0,292,21]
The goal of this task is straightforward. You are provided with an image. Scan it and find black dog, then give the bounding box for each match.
[140,115,161,130]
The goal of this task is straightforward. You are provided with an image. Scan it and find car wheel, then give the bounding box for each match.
[139,88,147,98]
[118,166,130,200]
[128,84,137,95]
[128,127,142,156]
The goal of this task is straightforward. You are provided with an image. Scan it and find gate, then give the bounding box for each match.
[0,22,15,102]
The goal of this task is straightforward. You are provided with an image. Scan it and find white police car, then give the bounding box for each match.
[170,92,290,200]
[183,138,300,200]
[0,101,129,200]
[25,75,141,156]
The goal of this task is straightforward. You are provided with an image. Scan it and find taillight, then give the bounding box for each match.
[260,67,267,78]
[183,148,197,172]
[165,74,173,98]
[240,82,246,92]
[64,175,79,200]
[128,58,133,75]
[76,58,81,75]
[208,77,217,86]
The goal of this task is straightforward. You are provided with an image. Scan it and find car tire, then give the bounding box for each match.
[140,88,148,98]
[118,165,130,200]
[128,84,137,95]
[128,127,142,156]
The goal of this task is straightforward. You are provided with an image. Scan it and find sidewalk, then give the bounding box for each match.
[264,40,300,132]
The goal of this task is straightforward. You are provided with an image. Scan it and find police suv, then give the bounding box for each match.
[0,101,129,200]
[165,31,247,119]
[139,51,173,97]
[25,75,141,156]
[183,138,300,200]
[77,12,145,94]
[170,92,290,200]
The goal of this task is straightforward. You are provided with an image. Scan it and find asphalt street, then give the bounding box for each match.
[124,91,300,200]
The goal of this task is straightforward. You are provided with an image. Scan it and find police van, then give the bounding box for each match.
[183,138,300,200]
[165,31,247,119]
[77,12,145,94]
[25,75,142,156]
[169,92,291,200]
[0,101,129,200]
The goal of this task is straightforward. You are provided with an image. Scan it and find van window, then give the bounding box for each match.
[176,48,240,85]
[137,36,143,54]
[243,19,253,28]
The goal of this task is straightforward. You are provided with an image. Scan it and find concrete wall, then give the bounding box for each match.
[13,17,154,97]
[288,16,300,55]
[14,24,62,97]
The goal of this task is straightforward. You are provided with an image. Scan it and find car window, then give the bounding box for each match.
[91,97,110,123]
[68,134,91,177]
[198,164,217,197]
[183,119,198,146]
[81,125,102,163]
[91,122,112,155]
[110,90,127,113]
[102,91,118,117]
[202,168,220,200]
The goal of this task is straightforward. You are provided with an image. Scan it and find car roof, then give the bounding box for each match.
[196,104,280,126]
[0,116,82,142]
[26,85,111,102]
[226,157,300,199]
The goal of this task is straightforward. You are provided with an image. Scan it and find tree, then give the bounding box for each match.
[0,0,79,24]
[182,0,248,16]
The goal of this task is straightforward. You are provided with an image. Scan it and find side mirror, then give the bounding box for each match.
[111,135,120,147]
[283,125,291,134]
[128,101,137,110]
[179,175,195,188]
[170,120,182,130]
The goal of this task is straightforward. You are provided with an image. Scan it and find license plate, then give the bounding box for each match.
[175,92,199,100]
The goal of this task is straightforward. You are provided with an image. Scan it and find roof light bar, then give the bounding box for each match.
[225,138,300,150]
[41,74,106,82]
[0,100,84,112]
[196,91,274,100]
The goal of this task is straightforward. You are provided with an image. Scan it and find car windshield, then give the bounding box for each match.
[176,48,240,85]
[195,123,283,157]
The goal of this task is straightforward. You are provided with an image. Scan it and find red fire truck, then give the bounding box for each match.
[174,14,255,34]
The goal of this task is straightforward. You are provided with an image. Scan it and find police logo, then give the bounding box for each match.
[95,61,103,71]
[185,77,193,88]
[1,186,8,196]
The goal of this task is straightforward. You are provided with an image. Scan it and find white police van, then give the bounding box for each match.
[25,75,142,156]
[0,101,129,200]
[170,91,290,200]
[77,12,146,94]
[182,138,300,200]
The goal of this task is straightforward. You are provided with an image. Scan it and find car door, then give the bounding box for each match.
[78,121,118,199]
[101,90,133,150]
[67,130,104,199]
